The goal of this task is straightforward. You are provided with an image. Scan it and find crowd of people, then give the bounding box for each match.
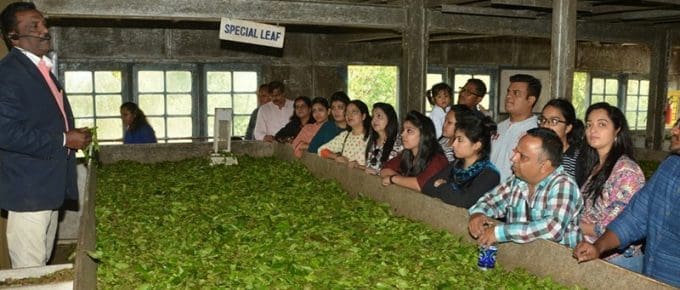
[0,3,677,286]
[248,76,680,287]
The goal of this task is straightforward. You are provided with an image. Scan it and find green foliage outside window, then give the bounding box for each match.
[348,65,398,109]
[571,72,588,119]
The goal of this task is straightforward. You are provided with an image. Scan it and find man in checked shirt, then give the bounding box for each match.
[468,127,583,248]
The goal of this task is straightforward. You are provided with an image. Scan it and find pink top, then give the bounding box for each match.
[291,122,324,158]
[580,155,645,259]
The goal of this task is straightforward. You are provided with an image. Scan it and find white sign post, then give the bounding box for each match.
[219,18,285,48]
[210,108,238,166]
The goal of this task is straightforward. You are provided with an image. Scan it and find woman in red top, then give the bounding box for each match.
[380,111,448,192]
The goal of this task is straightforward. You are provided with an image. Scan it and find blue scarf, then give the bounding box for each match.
[449,158,498,191]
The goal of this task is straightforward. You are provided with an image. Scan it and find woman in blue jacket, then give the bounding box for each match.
[120,102,157,144]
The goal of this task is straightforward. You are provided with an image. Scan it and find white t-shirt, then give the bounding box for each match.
[253,99,294,140]
[490,115,537,182]
[429,105,449,139]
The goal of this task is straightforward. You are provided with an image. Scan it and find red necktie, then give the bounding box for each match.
[38,59,69,130]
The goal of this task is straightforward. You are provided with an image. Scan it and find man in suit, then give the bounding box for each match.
[0,2,91,268]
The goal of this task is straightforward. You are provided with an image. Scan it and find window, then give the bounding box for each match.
[590,77,619,106]
[205,70,259,138]
[136,69,194,143]
[625,79,649,130]
[64,70,123,144]
[347,65,398,109]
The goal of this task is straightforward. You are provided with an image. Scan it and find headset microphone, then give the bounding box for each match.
[9,34,51,41]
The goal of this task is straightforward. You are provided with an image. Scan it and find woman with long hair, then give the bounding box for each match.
[291,97,330,158]
[318,100,371,167]
[538,99,584,177]
[275,96,314,143]
[307,91,350,153]
[363,103,403,175]
[422,114,500,208]
[380,111,448,192]
[577,102,645,271]
[439,105,472,162]
[120,102,157,144]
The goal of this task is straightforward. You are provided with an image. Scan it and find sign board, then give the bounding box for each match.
[219,18,285,48]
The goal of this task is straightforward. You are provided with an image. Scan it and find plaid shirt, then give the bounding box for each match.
[469,166,583,248]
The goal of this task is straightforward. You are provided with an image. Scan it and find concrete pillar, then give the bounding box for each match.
[647,29,672,150]
[399,0,427,117]
[550,0,576,100]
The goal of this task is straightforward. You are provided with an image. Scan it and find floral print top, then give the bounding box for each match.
[365,136,403,173]
[580,155,645,259]
[318,131,368,166]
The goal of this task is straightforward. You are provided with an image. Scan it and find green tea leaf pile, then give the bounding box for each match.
[96,156,574,288]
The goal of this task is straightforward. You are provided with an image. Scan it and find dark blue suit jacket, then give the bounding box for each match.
[0,48,78,211]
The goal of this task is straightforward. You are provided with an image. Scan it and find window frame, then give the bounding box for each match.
[623,75,650,131]
[587,72,650,131]
[202,63,262,139]
[59,62,130,143]
[132,63,199,143]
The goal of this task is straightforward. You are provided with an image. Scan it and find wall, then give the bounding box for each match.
[54,25,400,99]
[53,25,652,100]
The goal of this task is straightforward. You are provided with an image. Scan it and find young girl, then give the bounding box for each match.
[577,102,645,272]
[380,111,448,192]
[291,97,329,158]
[438,105,472,162]
[538,99,584,178]
[423,114,500,208]
[307,91,350,153]
[275,96,314,143]
[426,83,453,138]
[120,102,157,144]
[363,103,403,175]
[318,100,371,167]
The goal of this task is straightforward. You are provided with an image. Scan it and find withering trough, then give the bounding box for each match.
[2,141,671,289]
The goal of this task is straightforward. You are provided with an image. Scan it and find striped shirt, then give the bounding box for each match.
[438,137,455,162]
[469,166,583,248]
[562,145,579,178]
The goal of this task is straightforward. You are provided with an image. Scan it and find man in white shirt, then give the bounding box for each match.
[490,74,541,181]
[253,81,294,142]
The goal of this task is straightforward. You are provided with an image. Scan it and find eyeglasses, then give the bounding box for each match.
[458,87,483,97]
[537,116,568,127]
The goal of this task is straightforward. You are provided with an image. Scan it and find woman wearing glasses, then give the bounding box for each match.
[537,99,584,177]
[577,102,645,271]
[422,113,500,208]
[380,111,448,192]
[363,103,403,175]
